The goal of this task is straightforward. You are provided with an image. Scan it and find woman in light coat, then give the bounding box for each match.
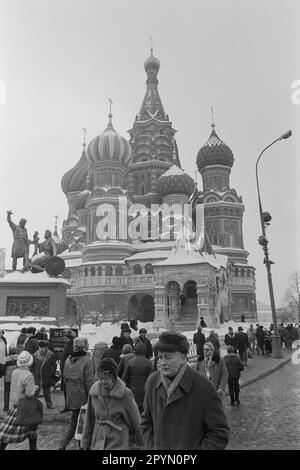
[81,358,143,450]
[0,351,39,450]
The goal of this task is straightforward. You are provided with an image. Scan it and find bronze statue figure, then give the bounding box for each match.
[30,229,57,272]
[7,210,30,271]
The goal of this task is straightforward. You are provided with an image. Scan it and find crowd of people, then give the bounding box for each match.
[0,319,298,451]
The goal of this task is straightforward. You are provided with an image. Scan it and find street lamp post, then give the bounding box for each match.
[255,130,292,359]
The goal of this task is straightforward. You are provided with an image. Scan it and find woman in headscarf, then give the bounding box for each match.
[0,350,39,450]
[81,358,143,450]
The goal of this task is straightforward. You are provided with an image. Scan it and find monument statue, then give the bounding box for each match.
[7,211,68,276]
[30,229,58,272]
[7,210,30,271]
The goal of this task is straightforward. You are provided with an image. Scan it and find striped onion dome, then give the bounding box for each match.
[61,146,89,195]
[156,163,195,197]
[87,114,132,165]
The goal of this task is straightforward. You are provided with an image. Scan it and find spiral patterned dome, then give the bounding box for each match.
[61,148,89,195]
[156,164,195,197]
[87,115,132,165]
[197,123,234,172]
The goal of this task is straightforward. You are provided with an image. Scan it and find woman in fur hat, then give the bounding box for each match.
[0,350,39,450]
[81,358,144,450]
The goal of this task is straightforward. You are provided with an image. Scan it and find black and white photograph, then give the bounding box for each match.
[0,0,299,455]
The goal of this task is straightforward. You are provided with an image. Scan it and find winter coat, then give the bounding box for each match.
[118,353,135,379]
[224,333,238,351]
[116,335,134,351]
[102,346,122,364]
[235,332,250,351]
[224,353,244,380]
[0,337,7,363]
[63,352,94,409]
[206,334,220,351]
[16,333,27,351]
[133,336,153,359]
[123,354,153,408]
[256,328,265,346]
[141,366,229,450]
[81,378,144,450]
[193,331,206,359]
[10,367,36,407]
[32,349,57,388]
[24,336,39,355]
[197,356,228,391]
[4,354,18,382]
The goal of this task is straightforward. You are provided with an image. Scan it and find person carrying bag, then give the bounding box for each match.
[0,351,41,450]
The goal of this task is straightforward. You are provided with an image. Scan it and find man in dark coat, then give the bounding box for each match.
[224,327,238,353]
[193,326,206,360]
[60,329,77,412]
[24,327,39,355]
[235,327,250,365]
[16,327,27,352]
[141,331,229,450]
[118,344,135,379]
[256,325,265,355]
[123,343,153,411]
[102,336,122,364]
[116,330,134,351]
[224,345,244,406]
[200,317,207,328]
[133,328,153,359]
[58,337,94,450]
[206,330,221,352]
[32,340,57,408]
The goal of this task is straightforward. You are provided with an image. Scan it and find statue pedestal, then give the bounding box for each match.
[0,271,70,323]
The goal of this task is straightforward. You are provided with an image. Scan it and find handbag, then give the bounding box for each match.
[15,396,43,426]
[75,403,87,442]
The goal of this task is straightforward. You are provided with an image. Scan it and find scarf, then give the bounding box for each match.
[160,363,187,403]
[99,378,116,399]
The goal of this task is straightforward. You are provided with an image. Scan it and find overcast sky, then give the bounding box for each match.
[0,0,299,306]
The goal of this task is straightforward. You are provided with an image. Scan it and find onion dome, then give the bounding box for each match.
[76,189,90,210]
[196,123,234,172]
[144,48,160,71]
[87,114,132,165]
[156,163,195,197]
[61,146,89,195]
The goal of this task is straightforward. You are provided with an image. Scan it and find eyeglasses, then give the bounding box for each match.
[203,348,210,351]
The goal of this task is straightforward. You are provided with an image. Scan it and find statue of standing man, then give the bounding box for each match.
[7,210,30,271]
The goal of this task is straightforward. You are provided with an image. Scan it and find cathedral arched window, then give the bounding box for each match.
[90,267,96,276]
[212,233,218,245]
[84,268,89,277]
[115,266,123,276]
[241,268,245,277]
[247,269,251,277]
[133,264,142,275]
[145,263,153,274]
[98,267,102,276]
[105,266,113,276]
[235,268,239,277]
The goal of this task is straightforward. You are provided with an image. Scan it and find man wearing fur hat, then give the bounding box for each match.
[58,337,94,450]
[32,341,57,409]
[141,331,229,450]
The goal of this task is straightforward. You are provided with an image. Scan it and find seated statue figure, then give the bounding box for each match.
[29,230,57,272]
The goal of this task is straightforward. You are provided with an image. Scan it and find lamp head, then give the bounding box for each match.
[278,130,292,140]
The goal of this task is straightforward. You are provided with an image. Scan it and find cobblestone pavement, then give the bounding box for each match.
[1,361,299,450]
[226,361,300,450]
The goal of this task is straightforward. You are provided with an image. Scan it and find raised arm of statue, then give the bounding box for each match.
[7,211,16,231]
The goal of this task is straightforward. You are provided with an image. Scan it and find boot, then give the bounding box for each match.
[235,392,240,405]
[29,438,37,450]
[229,394,235,406]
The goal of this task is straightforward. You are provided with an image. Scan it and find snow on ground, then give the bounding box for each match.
[0,316,274,350]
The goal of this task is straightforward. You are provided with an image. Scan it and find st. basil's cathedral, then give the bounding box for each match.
[60,49,257,329]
